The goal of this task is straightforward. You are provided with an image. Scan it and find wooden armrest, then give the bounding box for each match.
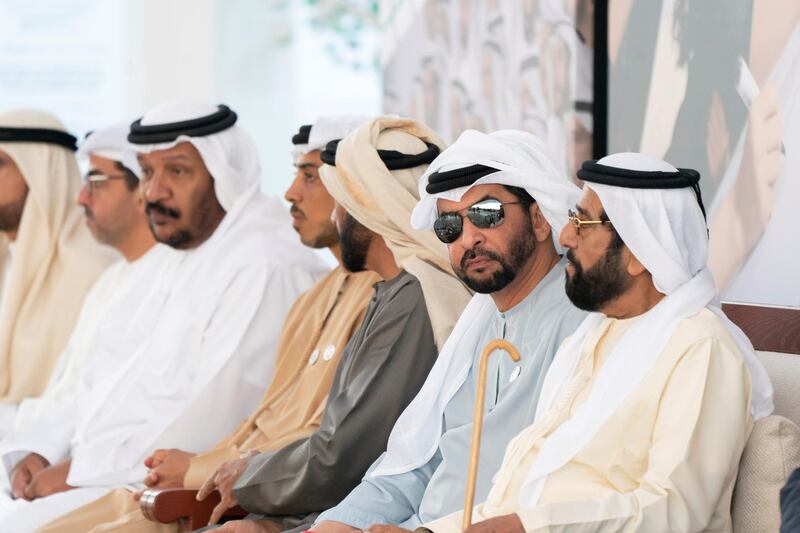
[140,488,248,530]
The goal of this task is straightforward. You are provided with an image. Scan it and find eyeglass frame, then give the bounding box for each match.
[566,208,613,236]
[82,172,128,194]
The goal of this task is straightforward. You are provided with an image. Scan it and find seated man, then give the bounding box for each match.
[419,153,774,533]
[189,116,473,532]
[0,110,115,425]
[2,123,174,467]
[313,130,586,533]
[0,102,327,532]
[35,117,378,532]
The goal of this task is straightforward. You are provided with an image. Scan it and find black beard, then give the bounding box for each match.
[0,194,27,233]
[145,193,223,250]
[339,213,373,273]
[564,245,632,312]
[455,221,536,294]
[149,221,193,249]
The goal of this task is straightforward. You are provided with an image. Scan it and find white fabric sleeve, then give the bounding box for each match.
[66,263,315,488]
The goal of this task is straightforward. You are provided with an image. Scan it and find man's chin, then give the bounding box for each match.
[460,272,511,294]
[151,227,192,250]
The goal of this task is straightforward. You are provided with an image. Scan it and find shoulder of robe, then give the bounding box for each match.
[347,269,382,292]
[380,273,429,313]
[672,308,744,359]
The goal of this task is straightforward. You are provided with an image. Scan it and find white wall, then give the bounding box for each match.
[0,0,381,197]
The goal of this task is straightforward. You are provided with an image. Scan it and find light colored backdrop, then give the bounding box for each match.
[608,0,800,307]
[380,0,594,180]
[0,0,382,197]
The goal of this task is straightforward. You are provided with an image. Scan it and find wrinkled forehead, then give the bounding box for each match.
[137,141,204,166]
[577,186,604,217]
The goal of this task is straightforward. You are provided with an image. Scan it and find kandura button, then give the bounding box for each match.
[322,344,336,361]
[308,349,320,366]
[509,366,521,383]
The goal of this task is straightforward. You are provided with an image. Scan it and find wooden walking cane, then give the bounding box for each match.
[462,339,521,530]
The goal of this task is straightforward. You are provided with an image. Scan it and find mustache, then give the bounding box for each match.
[289,205,305,219]
[461,246,503,269]
[145,201,181,219]
[82,206,94,221]
[565,250,583,274]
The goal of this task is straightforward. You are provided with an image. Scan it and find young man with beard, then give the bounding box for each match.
[0,102,326,532]
[189,116,472,533]
[0,110,115,421]
[418,153,772,533]
[311,129,586,533]
[33,118,378,533]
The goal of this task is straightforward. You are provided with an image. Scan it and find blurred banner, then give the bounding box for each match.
[608,0,800,308]
[380,0,594,180]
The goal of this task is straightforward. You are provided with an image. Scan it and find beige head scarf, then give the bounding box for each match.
[0,109,115,402]
[319,116,472,348]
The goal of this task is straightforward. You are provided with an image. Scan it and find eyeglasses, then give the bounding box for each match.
[83,173,127,195]
[434,199,521,244]
[567,208,612,235]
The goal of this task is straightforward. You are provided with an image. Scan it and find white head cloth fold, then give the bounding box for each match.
[128,101,259,213]
[78,123,129,163]
[372,129,580,477]
[318,115,471,349]
[293,115,367,157]
[516,152,774,508]
[0,109,114,402]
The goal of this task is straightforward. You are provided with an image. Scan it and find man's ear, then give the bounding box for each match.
[624,247,648,277]
[530,204,552,243]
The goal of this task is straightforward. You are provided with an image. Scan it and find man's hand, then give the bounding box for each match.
[23,459,73,500]
[143,448,196,489]
[10,453,49,500]
[312,521,361,533]
[364,525,413,533]
[197,453,257,525]
[214,519,280,533]
[462,514,525,533]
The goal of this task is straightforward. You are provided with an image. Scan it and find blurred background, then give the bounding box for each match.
[2,0,798,307]
[0,0,382,197]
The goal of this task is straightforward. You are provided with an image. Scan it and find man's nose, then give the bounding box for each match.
[284,175,303,204]
[144,173,169,203]
[76,182,91,207]
[459,217,485,249]
[559,222,578,249]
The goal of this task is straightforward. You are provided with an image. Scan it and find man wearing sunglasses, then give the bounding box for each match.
[418,153,771,533]
[312,129,586,533]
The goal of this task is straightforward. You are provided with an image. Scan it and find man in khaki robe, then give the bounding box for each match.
[0,110,115,420]
[35,119,378,533]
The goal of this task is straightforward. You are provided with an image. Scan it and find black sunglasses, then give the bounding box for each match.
[433,199,522,244]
